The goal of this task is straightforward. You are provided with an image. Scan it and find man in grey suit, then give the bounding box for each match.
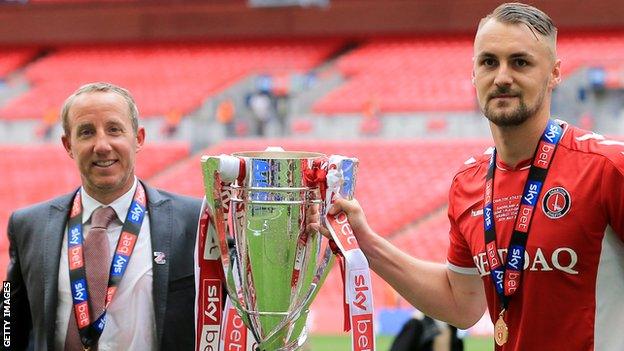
[3,82,202,350]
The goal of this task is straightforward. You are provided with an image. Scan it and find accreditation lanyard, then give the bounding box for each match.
[67,183,147,349]
[483,119,563,308]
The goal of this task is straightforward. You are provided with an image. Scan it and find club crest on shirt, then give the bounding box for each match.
[542,187,571,219]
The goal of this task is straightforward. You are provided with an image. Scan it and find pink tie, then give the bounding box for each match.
[65,206,117,351]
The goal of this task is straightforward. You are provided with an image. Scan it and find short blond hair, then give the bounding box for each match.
[61,82,139,136]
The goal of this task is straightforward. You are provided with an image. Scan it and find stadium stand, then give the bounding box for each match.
[0,48,39,79]
[557,31,624,77]
[0,142,190,277]
[0,40,342,120]
[313,37,477,114]
[313,32,624,114]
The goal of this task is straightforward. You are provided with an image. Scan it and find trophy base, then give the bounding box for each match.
[256,324,309,351]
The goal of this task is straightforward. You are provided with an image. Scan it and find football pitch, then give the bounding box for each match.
[308,334,494,351]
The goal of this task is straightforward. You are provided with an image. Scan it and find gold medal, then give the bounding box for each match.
[494,309,508,346]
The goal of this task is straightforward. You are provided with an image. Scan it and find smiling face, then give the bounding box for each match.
[473,19,561,127]
[62,91,145,204]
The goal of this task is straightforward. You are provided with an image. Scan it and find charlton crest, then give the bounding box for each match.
[542,187,571,219]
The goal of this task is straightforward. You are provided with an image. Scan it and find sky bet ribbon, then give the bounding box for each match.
[67,183,147,349]
[483,119,563,307]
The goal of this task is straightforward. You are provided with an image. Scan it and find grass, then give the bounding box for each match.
[308,334,494,351]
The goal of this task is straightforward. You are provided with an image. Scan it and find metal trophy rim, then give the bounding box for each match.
[232,150,326,159]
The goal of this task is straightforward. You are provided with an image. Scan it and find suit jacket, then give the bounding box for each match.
[3,181,202,351]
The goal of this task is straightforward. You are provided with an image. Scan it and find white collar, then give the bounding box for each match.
[80,177,138,224]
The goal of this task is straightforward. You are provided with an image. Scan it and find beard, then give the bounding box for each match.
[483,86,545,127]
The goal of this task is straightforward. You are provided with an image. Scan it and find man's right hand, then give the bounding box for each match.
[305,197,376,251]
[327,198,375,244]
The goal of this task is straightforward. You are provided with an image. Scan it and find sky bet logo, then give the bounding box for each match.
[68,225,82,246]
[484,205,493,231]
[521,181,542,207]
[543,121,562,144]
[127,201,145,224]
[111,254,129,276]
[506,245,524,271]
[493,267,505,293]
[116,232,137,256]
[71,278,88,302]
[68,245,84,270]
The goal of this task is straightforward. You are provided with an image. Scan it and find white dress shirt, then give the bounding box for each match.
[55,178,156,351]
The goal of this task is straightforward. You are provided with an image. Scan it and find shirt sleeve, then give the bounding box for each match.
[446,178,479,275]
[601,157,624,241]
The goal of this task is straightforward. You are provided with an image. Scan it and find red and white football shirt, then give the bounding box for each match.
[447,122,624,351]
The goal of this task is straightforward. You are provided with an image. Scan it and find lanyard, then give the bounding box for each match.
[483,119,563,309]
[67,183,147,348]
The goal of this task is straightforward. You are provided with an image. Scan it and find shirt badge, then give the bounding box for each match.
[542,187,571,219]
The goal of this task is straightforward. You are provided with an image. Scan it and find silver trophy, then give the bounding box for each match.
[201,148,358,350]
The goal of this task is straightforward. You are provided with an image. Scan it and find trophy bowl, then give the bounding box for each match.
[201,149,358,350]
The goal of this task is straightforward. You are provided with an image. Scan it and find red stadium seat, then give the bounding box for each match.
[0,40,342,120]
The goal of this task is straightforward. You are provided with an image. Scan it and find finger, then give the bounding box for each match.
[328,198,347,215]
[318,225,330,239]
[307,203,319,216]
[306,223,320,235]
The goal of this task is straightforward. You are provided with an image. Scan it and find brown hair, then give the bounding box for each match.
[479,2,557,43]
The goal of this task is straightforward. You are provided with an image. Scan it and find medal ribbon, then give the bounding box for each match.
[67,183,147,349]
[483,119,563,308]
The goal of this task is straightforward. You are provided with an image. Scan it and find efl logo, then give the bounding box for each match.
[74,301,90,328]
[68,245,84,270]
[352,314,374,351]
[203,279,221,325]
[116,232,137,256]
[533,140,555,169]
[515,204,533,232]
[331,212,358,251]
[521,181,542,207]
[128,202,145,224]
[71,278,88,302]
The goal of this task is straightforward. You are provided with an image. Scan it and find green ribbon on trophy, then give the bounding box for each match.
[194,147,376,351]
